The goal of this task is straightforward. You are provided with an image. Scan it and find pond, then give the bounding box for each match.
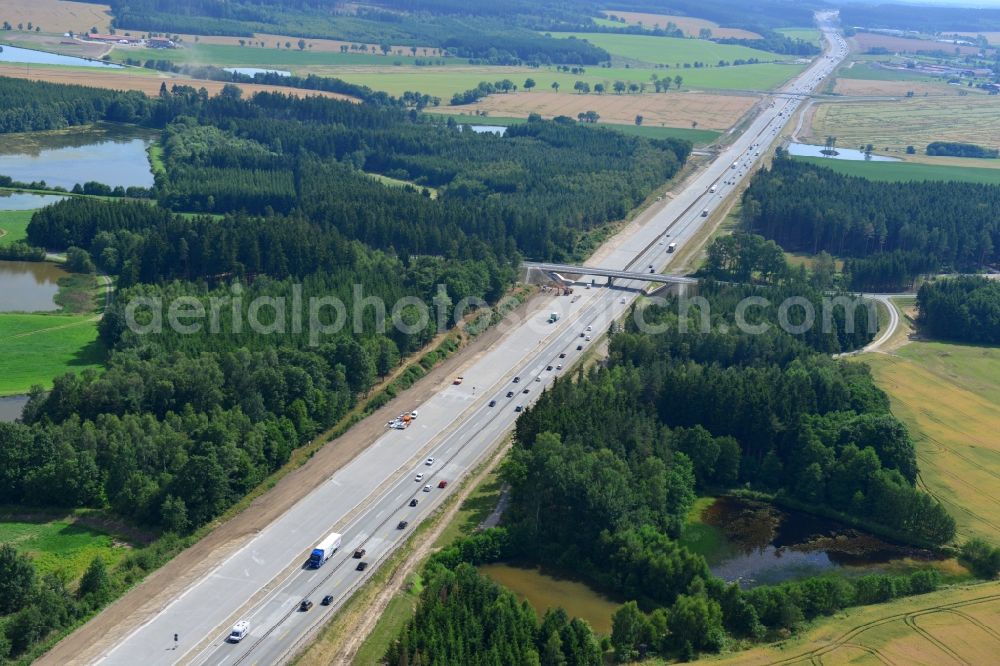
[0,395,29,422]
[0,260,68,312]
[479,564,621,634]
[787,142,900,162]
[469,124,508,135]
[0,192,67,210]
[0,124,156,190]
[224,67,292,77]
[696,496,940,587]
[0,44,123,69]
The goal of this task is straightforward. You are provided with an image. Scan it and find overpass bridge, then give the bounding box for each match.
[522,261,699,286]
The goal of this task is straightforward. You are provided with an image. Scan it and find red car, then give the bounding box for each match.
[438,480,448,489]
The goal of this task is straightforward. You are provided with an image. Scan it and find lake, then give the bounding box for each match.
[0,260,68,312]
[0,395,29,422]
[788,142,900,162]
[479,564,620,634]
[0,192,67,210]
[0,124,156,190]
[224,67,292,77]
[697,496,940,587]
[0,44,123,69]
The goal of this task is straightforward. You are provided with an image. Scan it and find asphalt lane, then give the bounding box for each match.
[96,16,846,666]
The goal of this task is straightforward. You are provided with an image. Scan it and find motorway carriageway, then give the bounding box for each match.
[93,17,847,666]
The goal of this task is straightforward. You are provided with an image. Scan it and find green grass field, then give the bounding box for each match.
[115,43,466,69]
[327,61,803,98]
[0,313,104,396]
[0,209,32,245]
[837,61,940,82]
[559,33,785,65]
[794,155,1000,184]
[0,516,127,580]
[777,27,822,47]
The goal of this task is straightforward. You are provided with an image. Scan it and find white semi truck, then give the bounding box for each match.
[308,532,343,568]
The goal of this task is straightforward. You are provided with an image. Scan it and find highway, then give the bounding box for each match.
[95,15,847,666]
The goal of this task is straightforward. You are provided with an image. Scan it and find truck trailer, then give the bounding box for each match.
[308,532,342,568]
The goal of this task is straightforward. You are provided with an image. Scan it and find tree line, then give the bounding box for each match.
[742,153,1000,290]
[917,276,1000,344]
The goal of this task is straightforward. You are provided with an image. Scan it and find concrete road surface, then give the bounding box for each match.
[93,16,848,666]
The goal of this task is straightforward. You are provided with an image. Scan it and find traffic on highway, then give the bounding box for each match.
[97,15,848,666]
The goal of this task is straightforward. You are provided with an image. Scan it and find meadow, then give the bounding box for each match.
[0,515,128,580]
[113,43,464,68]
[559,33,786,66]
[776,27,823,47]
[862,341,1000,544]
[809,96,1000,156]
[793,156,1000,184]
[0,209,32,244]
[706,581,1000,666]
[324,61,802,98]
[0,312,104,395]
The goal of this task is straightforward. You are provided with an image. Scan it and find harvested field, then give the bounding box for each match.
[708,582,1000,666]
[807,96,1000,154]
[954,31,1000,46]
[851,32,989,57]
[433,90,757,131]
[833,78,969,96]
[0,64,359,101]
[0,0,112,34]
[598,10,761,40]
[175,32,443,57]
[562,33,782,66]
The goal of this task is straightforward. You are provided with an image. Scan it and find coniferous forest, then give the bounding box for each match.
[917,276,1000,344]
[741,154,1000,291]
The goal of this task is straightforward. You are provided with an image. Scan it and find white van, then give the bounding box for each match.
[229,621,249,643]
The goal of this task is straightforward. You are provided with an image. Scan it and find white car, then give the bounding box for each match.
[585,335,592,341]
[425,457,435,466]
[423,484,432,492]
[229,621,249,643]
[415,473,424,482]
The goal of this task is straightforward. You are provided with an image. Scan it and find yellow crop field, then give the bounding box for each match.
[599,10,761,40]
[0,0,112,34]
[433,90,757,130]
[701,582,1000,666]
[862,342,1000,543]
[809,96,1000,155]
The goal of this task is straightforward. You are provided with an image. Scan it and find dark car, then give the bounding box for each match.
[299,599,313,612]
[409,498,418,507]
[512,376,520,383]
[576,345,583,350]
[559,353,566,358]
[488,400,496,407]
[506,391,514,398]
[321,595,334,606]
[522,388,529,394]
[579,332,585,337]
[546,365,553,371]
[353,548,365,559]
[438,480,448,488]
[397,520,409,529]
[515,405,523,412]
[356,561,368,571]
